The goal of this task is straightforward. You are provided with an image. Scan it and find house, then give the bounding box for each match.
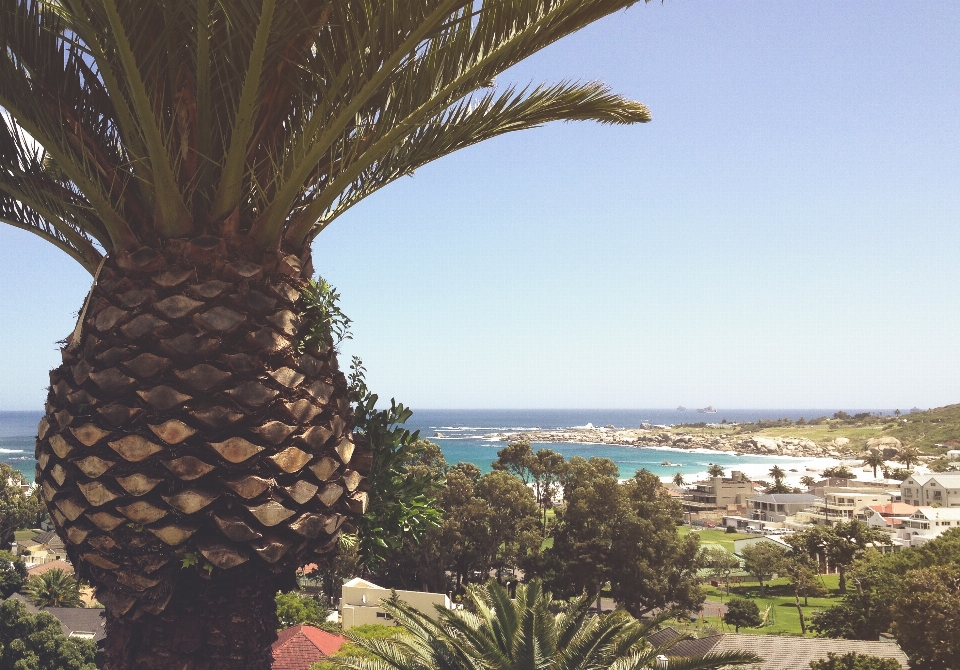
[26,559,74,578]
[895,507,960,547]
[271,624,345,670]
[19,529,68,566]
[862,503,918,529]
[683,471,755,513]
[900,473,960,508]
[652,628,909,670]
[4,593,106,642]
[340,577,452,631]
[733,536,791,556]
[804,487,893,526]
[747,493,820,523]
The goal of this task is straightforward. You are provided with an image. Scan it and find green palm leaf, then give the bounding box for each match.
[332,580,761,670]
[2,0,654,268]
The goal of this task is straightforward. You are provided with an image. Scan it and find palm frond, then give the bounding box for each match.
[2,0,654,266]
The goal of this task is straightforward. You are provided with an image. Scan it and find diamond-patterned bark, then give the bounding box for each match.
[35,241,370,622]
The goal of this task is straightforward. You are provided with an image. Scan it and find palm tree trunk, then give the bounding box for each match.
[102,563,279,670]
[838,565,846,593]
[34,242,367,668]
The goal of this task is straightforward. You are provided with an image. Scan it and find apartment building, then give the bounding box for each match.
[683,471,755,513]
[900,473,960,508]
[896,507,960,547]
[807,487,893,526]
[340,577,452,630]
[747,493,820,523]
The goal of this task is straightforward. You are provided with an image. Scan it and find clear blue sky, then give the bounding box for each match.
[2,1,960,411]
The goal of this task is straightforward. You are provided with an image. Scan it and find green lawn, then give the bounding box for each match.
[14,529,39,543]
[678,527,761,553]
[687,575,843,637]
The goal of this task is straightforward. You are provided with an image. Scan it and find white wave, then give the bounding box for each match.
[0,448,26,454]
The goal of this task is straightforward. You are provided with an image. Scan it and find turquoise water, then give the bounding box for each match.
[2,408,887,482]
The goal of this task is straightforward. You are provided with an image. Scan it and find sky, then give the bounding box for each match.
[2,2,960,411]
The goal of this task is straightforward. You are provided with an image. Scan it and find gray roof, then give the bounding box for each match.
[667,634,910,670]
[43,606,107,642]
[5,594,106,642]
[30,530,63,546]
[747,494,820,504]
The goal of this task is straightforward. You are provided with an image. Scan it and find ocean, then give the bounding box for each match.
[2,408,884,484]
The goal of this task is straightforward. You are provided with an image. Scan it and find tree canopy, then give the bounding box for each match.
[0,599,97,670]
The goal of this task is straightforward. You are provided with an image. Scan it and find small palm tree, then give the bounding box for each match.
[672,472,686,488]
[800,475,816,489]
[768,465,786,481]
[332,580,760,670]
[861,451,886,478]
[23,568,84,608]
[896,446,921,470]
[707,464,725,478]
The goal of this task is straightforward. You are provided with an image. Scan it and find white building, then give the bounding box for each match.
[340,578,452,630]
[895,507,960,547]
[900,473,960,508]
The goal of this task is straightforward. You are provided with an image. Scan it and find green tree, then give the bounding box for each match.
[330,580,760,670]
[275,591,333,630]
[895,446,921,470]
[529,448,567,532]
[708,464,726,478]
[767,465,790,494]
[541,463,703,616]
[0,464,41,548]
[22,569,83,608]
[740,541,786,597]
[2,1,651,667]
[890,565,960,670]
[822,466,856,479]
[780,553,826,634]
[0,550,28,598]
[673,472,686,487]
[788,521,890,594]
[800,475,817,489]
[0,599,97,670]
[492,440,535,484]
[723,598,762,633]
[474,470,541,582]
[861,451,886,479]
[701,547,740,597]
[610,470,705,616]
[809,653,902,670]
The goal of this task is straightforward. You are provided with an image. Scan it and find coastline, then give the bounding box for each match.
[491,427,853,459]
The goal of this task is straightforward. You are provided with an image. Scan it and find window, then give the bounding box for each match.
[376,612,394,620]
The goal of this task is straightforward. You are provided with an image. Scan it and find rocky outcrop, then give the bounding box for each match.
[495,427,852,458]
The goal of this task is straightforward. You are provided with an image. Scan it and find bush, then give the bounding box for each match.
[725,526,737,534]
[0,599,97,670]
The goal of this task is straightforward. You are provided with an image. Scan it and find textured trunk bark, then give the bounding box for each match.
[102,563,278,670]
[34,237,371,669]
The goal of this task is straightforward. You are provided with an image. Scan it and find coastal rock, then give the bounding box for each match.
[832,437,851,448]
[748,437,780,453]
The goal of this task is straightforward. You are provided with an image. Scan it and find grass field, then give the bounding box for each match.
[14,529,38,543]
[674,575,843,637]
[678,527,761,553]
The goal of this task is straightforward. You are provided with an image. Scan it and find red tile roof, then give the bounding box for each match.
[26,560,74,577]
[272,625,345,670]
[868,503,919,516]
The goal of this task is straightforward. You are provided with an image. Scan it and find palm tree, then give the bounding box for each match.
[799,475,816,489]
[769,465,786,481]
[896,446,921,470]
[707,464,725,478]
[672,472,686,487]
[862,450,886,478]
[1,2,652,667]
[23,568,84,608]
[333,580,760,670]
